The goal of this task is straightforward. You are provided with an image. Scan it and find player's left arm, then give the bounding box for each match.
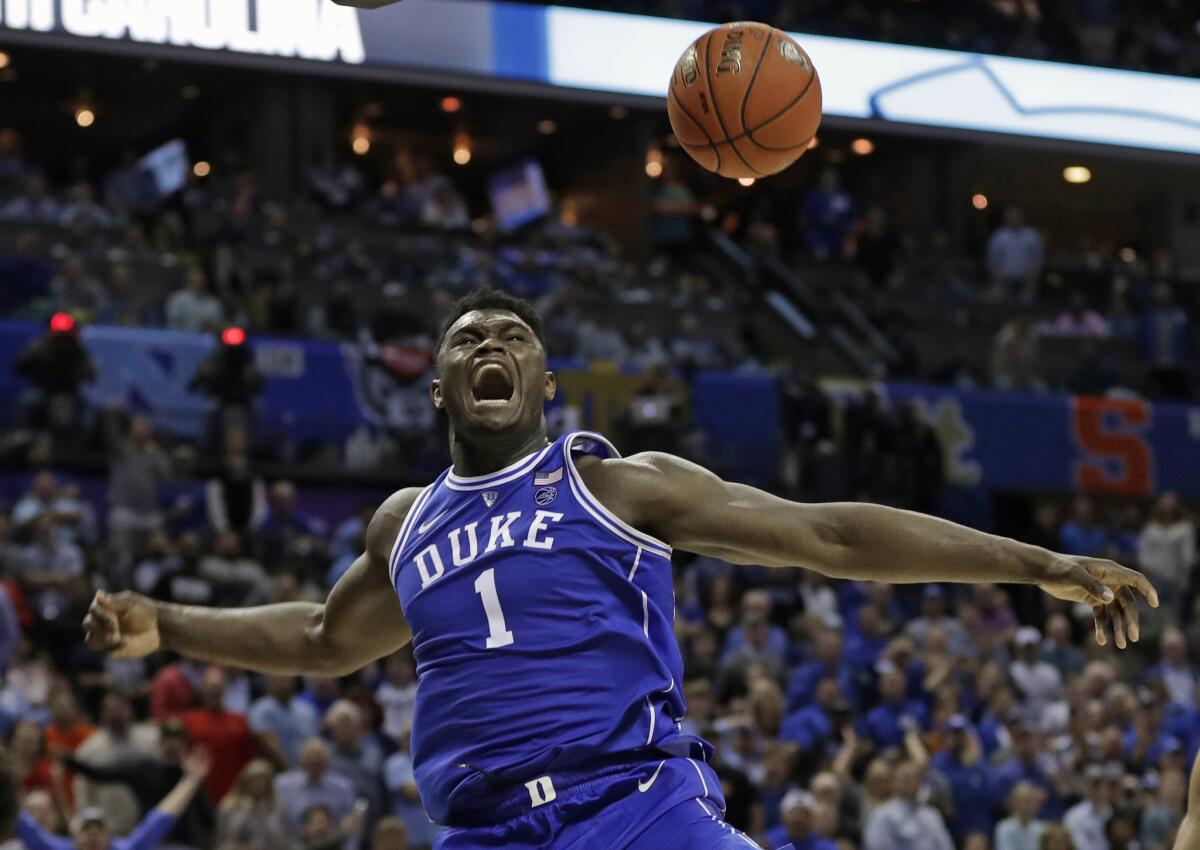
[592,452,1158,648]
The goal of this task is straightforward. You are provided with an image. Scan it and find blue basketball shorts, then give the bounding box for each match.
[433,757,795,850]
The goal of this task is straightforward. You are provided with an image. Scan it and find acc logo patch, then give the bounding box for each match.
[534,487,558,506]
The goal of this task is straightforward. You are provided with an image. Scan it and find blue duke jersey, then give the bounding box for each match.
[390,431,708,827]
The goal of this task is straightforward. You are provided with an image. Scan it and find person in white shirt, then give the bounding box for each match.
[1010,627,1064,727]
[1138,493,1195,624]
[165,266,224,333]
[995,782,1046,850]
[864,761,954,850]
[1064,764,1117,850]
[987,206,1044,303]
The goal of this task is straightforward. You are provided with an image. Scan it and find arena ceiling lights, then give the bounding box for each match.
[2,0,1198,156]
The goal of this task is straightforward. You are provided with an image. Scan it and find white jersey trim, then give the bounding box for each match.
[389,484,436,585]
[444,445,554,490]
[563,431,672,558]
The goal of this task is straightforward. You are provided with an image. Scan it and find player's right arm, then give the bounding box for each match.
[83,488,419,676]
[1175,748,1200,850]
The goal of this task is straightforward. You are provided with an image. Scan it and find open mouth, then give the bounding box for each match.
[470,362,515,405]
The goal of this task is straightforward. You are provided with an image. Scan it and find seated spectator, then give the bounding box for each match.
[1146,628,1198,708]
[781,676,847,756]
[274,739,356,839]
[205,434,268,536]
[864,761,954,850]
[1139,283,1192,401]
[0,231,53,316]
[862,660,929,752]
[18,516,85,621]
[1140,768,1185,849]
[198,532,272,607]
[50,254,109,322]
[370,817,409,850]
[375,653,417,748]
[718,608,786,694]
[1046,294,1110,337]
[800,168,857,261]
[383,725,440,850]
[1010,627,1064,725]
[651,166,700,253]
[622,322,668,370]
[419,184,469,231]
[254,480,326,567]
[1059,496,1108,557]
[767,788,836,850]
[165,267,224,333]
[723,591,787,661]
[991,317,1044,391]
[180,667,256,805]
[11,473,82,541]
[324,700,384,826]
[1,176,60,225]
[10,720,54,795]
[1040,614,1084,678]
[248,675,318,770]
[670,312,724,373]
[298,803,364,850]
[104,409,170,578]
[995,782,1047,850]
[16,748,210,850]
[1063,764,1117,850]
[58,182,116,230]
[931,715,1000,841]
[215,759,290,850]
[903,585,970,653]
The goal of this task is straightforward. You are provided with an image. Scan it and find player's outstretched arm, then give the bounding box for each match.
[83,488,419,676]
[591,453,1157,649]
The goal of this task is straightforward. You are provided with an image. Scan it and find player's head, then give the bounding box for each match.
[432,287,556,438]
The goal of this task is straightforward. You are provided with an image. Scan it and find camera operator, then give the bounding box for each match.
[13,314,96,445]
[187,328,263,453]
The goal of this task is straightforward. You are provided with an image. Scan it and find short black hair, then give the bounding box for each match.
[435,286,545,355]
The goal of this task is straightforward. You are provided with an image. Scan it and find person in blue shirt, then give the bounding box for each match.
[767,790,838,850]
[781,677,848,759]
[930,715,1000,841]
[17,747,210,850]
[862,660,929,751]
[786,629,856,712]
[845,605,892,682]
[1059,496,1109,558]
[993,724,1065,820]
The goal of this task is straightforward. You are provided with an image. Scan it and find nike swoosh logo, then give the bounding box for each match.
[637,760,666,793]
[417,511,448,535]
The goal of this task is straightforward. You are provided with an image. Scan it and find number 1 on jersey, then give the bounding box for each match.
[474,568,515,648]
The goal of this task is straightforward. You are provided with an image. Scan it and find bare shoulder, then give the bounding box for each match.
[577,451,712,529]
[364,486,426,563]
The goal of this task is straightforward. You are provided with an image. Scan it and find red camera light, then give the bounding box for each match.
[49,312,76,334]
[220,326,246,346]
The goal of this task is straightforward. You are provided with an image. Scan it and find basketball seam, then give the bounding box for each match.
[669,73,721,173]
[738,27,775,151]
[747,128,819,153]
[744,65,819,144]
[703,29,762,177]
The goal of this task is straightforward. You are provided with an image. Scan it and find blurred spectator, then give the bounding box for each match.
[786,628,853,712]
[16,748,211,850]
[254,480,326,569]
[931,716,999,840]
[651,166,700,253]
[297,803,363,850]
[1,176,61,225]
[248,675,318,770]
[1065,342,1120,398]
[11,719,55,795]
[188,337,264,448]
[50,255,110,322]
[1047,294,1110,337]
[1059,497,1107,557]
[994,782,1046,850]
[375,654,416,748]
[1063,764,1116,850]
[0,231,53,316]
[619,364,689,456]
[104,409,170,577]
[180,668,256,805]
[986,207,1044,303]
[1040,615,1084,678]
[862,660,928,751]
[204,430,267,536]
[382,726,438,850]
[214,760,289,850]
[864,761,954,850]
[904,585,969,652]
[801,168,857,261]
[1010,627,1064,725]
[991,317,1044,392]
[370,818,408,850]
[994,725,1063,820]
[1139,284,1193,401]
[768,790,836,850]
[166,268,224,334]
[854,206,901,288]
[66,718,214,849]
[622,322,669,370]
[18,515,85,621]
[418,185,469,231]
[670,312,724,373]
[324,700,383,828]
[72,690,159,834]
[1140,769,1185,849]
[274,739,356,839]
[58,182,116,231]
[1145,628,1197,708]
[1136,493,1195,622]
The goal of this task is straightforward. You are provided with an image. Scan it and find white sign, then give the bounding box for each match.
[0,0,365,62]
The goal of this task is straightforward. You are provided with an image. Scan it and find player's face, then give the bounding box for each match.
[433,310,555,435]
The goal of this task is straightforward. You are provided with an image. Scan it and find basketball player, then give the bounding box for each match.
[83,288,1157,850]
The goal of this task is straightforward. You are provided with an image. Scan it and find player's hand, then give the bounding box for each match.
[83,590,161,659]
[1036,556,1158,649]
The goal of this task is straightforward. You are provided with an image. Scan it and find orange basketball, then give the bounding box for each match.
[667,21,822,180]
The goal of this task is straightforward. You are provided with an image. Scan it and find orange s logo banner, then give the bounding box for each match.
[1071,396,1153,495]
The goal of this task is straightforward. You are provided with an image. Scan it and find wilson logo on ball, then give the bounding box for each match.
[778,40,808,69]
[717,28,745,75]
[679,46,699,86]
